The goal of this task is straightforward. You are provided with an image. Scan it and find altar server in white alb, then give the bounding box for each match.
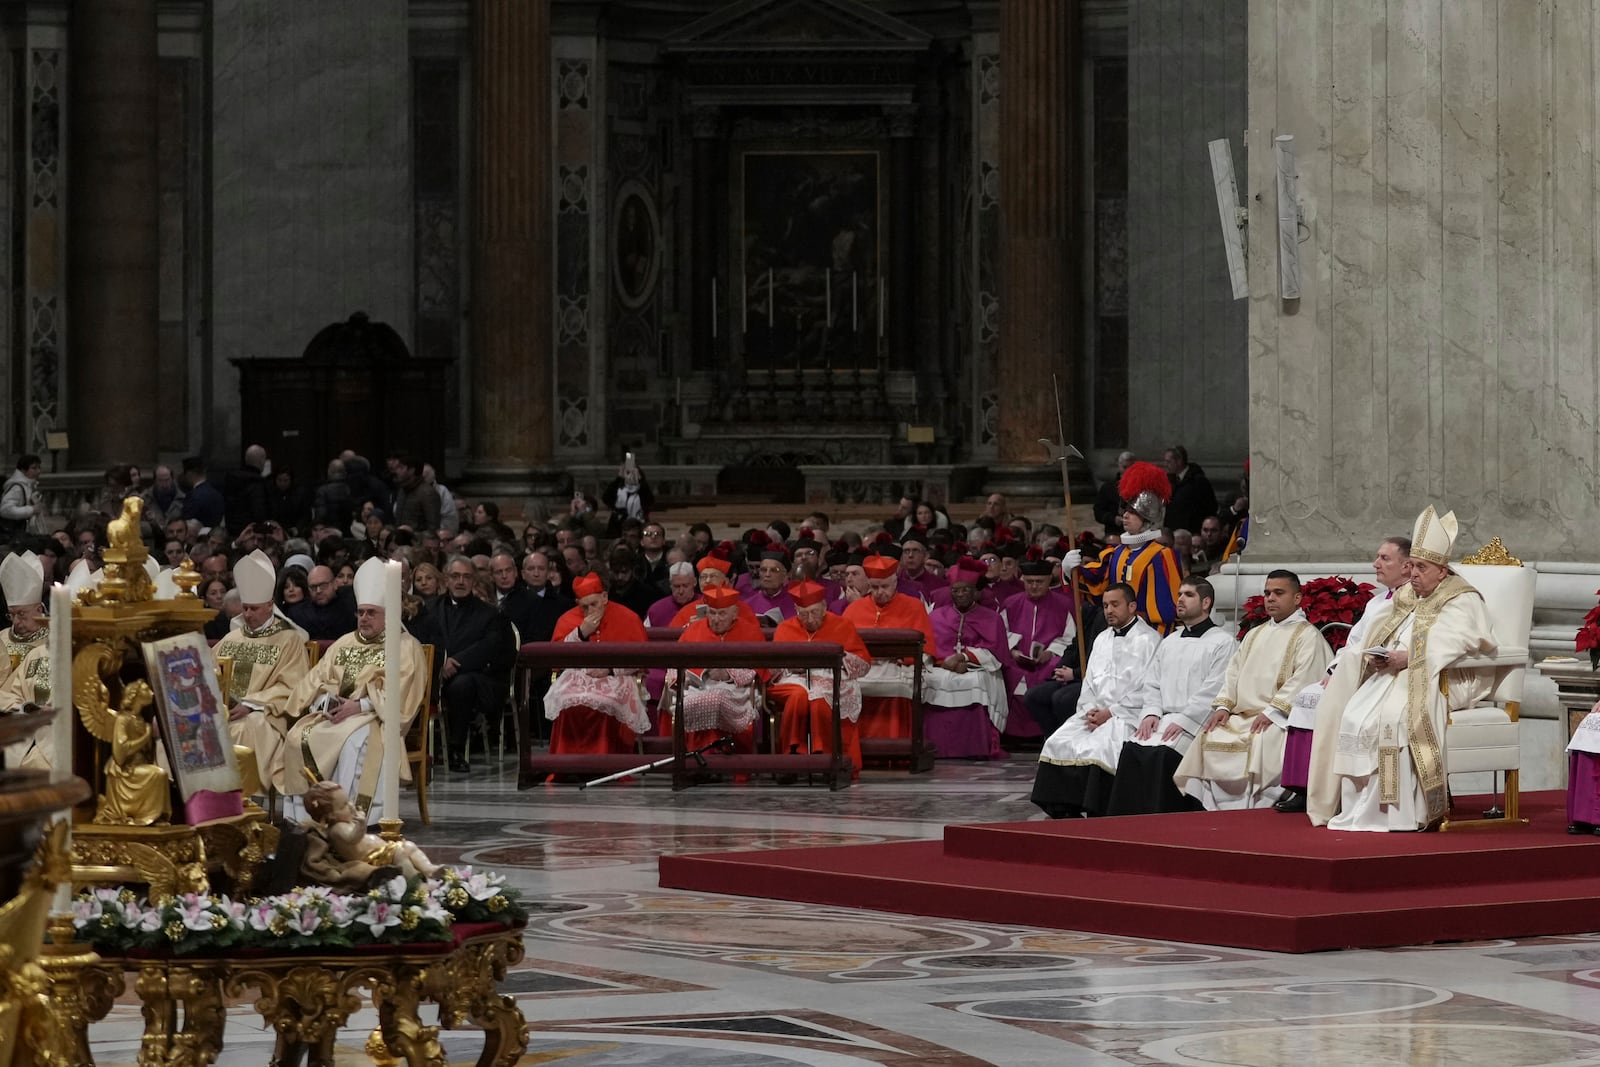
[1307,506,1496,832]
[1105,576,1238,816]
[1174,570,1331,810]
[1030,583,1161,817]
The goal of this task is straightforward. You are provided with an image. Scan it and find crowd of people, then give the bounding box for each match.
[4,438,1536,834]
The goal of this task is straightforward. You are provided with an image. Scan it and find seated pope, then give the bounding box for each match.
[282,557,428,822]
[1307,505,1497,832]
[215,549,311,794]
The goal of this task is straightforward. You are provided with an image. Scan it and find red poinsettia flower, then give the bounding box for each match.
[1235,576,1375,651]
[1575,590,1600,668]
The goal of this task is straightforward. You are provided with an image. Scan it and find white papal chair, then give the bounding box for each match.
[1447,540,1537,828]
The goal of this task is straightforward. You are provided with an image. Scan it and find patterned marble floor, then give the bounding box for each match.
[86,756,1600,1065]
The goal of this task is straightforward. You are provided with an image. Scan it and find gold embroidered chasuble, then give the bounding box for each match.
[0,622,47,691]
[281,629,427,808]
[216,617,311,793]
[0,643,52,769]
[1173,612,1331,797]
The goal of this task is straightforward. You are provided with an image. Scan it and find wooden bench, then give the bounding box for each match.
[515,640,851,790]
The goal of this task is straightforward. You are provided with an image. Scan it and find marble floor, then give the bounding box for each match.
[86,756,1600,1066]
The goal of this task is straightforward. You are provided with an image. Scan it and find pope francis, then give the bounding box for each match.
[1307,505,1497,831]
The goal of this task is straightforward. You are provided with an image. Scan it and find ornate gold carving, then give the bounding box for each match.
[172,558,201,600]
[94,681,173,827]
[122,842,209,903]
[94,929,528,1067]
[78,497,154,606]
[1461,536,1523,567]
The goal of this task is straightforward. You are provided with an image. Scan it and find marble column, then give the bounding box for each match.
[1246,0,1600,561]
[468,0,557,492]
[996,0,1078,466]
[68,0,159,469]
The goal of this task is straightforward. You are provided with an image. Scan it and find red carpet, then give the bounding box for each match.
[658,790,1600,952]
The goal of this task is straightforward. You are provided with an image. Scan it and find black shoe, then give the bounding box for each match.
[1273,790,1306,813]
[448,758,470,774]
[1570,821,1596,835]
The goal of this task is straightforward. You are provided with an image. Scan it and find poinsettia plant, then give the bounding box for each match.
[1236,576,1375,651]
[1574,589,1600,669]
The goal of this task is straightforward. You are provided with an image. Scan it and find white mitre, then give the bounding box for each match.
[65,558,102,599]
[1409,504,1459,567]
[234,550,276,605]
[0,551,44,608]
[353,556,387,609]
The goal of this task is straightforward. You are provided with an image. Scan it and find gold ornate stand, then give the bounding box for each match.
[97,926,527,1067]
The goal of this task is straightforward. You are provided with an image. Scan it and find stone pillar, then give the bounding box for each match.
[689,107,721,374]
[468,0,559,493]
[68,0,160,469]
[996,0,1078,466]
[1246,0,1600,561]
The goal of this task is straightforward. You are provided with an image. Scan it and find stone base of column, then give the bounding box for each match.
[458,464,572,500]
[982,463,1094,501]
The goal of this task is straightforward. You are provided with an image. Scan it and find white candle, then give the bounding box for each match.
[767,269,774,328]
[49,582,72,915]
[49,583,70,783]
[711,278,718,338]
[825,268,831,326]
[851,272,857,330]
[378,560,403,825]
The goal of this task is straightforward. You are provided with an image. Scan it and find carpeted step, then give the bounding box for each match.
[940,794,1600,892]
[659,839,1600,953]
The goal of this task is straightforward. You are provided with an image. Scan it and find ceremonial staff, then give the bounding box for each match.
[1038,374,1089,678]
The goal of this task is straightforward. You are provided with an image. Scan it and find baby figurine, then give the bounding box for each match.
[301,779,440,883]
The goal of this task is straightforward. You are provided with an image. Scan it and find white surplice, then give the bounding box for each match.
[1038,618,1161,772]
[1126,620,1238,758]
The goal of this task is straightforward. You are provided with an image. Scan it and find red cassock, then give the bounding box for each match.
[769,613,872,777]
[546,602,648,757]
[667,614,769,754]
[841,594,936,739]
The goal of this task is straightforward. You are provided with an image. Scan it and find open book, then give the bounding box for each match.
[1012,641,1049,668]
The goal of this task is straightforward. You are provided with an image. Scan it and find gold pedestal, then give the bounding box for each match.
[21,917,121,1067]
[101,926,527,1067]
[71,812,277,900]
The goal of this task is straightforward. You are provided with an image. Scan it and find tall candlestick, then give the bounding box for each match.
[379,560,403,825]
[742,273,749,332]
[49,582,72,915]
[878,277,885,338]
[675,376,682,405]
[711,277,718,339]
[825,268,831,326]
[767,269,774,328]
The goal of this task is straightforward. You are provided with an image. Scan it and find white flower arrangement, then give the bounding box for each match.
[73,867,522,955]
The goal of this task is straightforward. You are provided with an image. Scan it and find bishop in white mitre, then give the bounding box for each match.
[1307,506,1496,832]
[215,550,311,794]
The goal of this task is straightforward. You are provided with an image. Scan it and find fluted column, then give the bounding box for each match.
[68,0,160,468]
[468,0,554,489]
[997,0,1078,460]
